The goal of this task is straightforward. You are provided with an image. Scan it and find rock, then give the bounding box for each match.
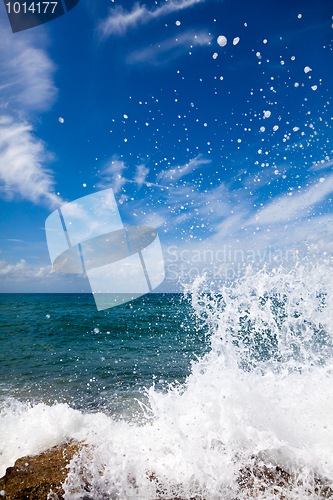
[0,442,82,500]
[237,462,333,499]
[1,446,333,499]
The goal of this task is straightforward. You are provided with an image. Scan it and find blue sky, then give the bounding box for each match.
[0,0,332,292]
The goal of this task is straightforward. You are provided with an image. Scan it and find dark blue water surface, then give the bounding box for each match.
[0,293,208,417]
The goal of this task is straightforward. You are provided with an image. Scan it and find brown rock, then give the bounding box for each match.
[237,462,333,499]
[0,442,82,500]
[2,445,333,500]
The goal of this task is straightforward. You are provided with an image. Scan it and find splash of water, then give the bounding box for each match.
[60,262,333,499]
[2,262,333,499]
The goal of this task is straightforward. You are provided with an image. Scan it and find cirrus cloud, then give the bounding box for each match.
[247,174,333,226]
[0,16,57,112]
[0,116,61,208]
[98,0,205,38]
[0,15,62,208]
[127,30,212,65]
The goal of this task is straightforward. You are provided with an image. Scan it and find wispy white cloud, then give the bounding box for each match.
[247,174,333,226]
[309,159,333,172]
[157,154,211,183]
[0,18,61,208]
[134,164,149,188]
[94,155,210,228]
[92,154,333,290]
[0,258,53,279]
[116,169,232,234]
[96,157,128,193]
[94,153,332,274]
[0,257,92,292]
[0,116,61,208]
[0,18,57,111]
[127,30,212,65]
[97,157,163,195]
[98,0,204,38]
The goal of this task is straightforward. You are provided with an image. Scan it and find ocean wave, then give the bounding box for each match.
[1,262,333,498]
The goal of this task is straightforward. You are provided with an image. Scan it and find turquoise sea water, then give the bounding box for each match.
[0,293,208,417]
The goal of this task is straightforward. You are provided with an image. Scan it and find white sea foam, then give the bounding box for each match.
[1,263,333,498]
[0,401,110,477]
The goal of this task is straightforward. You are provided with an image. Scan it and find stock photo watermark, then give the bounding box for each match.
[165,245,299,281]
[45,188,165,311]
[3,0,79,32]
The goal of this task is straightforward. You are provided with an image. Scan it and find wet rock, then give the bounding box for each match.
[1,447,333,500]
[0,442,81,500]
[237,462,333,499]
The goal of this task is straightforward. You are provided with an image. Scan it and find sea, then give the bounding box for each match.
[1,262,333,499]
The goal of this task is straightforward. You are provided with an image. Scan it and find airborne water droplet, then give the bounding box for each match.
[217,35,227,47]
